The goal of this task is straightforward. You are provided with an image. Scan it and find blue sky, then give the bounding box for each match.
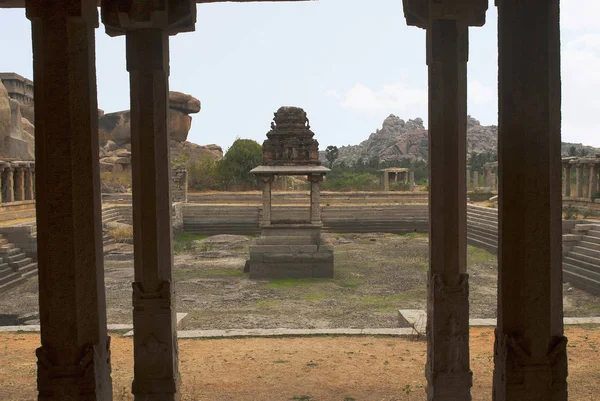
[1,0,599,151]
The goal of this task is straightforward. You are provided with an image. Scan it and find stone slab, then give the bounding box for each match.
[397,310,600,335]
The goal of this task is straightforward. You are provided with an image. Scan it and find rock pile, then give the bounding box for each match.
[98,91,222,174]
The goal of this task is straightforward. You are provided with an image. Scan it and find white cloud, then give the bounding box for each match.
[339,82,427,116]
[562,34,600,146]
[468,80,495,106]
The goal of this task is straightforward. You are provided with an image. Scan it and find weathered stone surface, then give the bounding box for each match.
[169,109,192,142]
[99,110,131,145]
[0,82,11,146]
[169,91,200,114]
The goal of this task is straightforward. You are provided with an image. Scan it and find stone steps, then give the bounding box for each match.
[563,257,600,282]
[563,268,600,296]
[0,233,37,294]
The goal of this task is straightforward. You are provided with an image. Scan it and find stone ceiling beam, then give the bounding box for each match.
[1,0,314,8]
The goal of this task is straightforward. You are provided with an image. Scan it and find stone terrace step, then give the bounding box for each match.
[0,271,20,286]
[0,276,26,294]
[562,258,600,282]
[567,251,600,266]
[563,268,600,296]
[571,246,600,260]
[577,241,600,252]
[9,257,33,269]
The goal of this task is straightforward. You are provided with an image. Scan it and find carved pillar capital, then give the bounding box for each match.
[403,0,487,29]
[25,0,98,25]
[101,0,196,36]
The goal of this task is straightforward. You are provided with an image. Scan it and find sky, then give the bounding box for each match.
[0,0,599,152]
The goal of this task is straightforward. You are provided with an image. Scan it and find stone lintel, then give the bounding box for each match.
[250,165,330,176]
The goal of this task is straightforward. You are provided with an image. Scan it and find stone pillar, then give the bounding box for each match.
[404,2,486,399]
[14,168,25,201]
[483,168,489,188]
[102,3,196,398]
[383,171,390,191]
[494,0,567,400]
[3,167,13,203]
[576,164,583,197]
[261,175,273,225]
[466,168,471,189]
[589,164,597,201]
[563,164,571,197]
[394,172,399,183]
[310,174,322,224]
[24,168,34,201]
[473,171,479,189]
[26,1,113,399]
[409,171,415,192]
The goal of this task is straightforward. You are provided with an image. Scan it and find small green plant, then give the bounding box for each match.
[305,361,319,367]
[402,384,413,400]
[289,396,313,401]
[563,205,580,220]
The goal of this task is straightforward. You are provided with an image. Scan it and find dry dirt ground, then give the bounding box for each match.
[1,326,600,401]
[0,232,599,328]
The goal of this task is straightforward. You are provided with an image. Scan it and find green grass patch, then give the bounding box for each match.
[254,300,282,308]
[467,245,495,264]
[301,293,329,301]
[173,232,208,254]
[338,278,361,288]
[264,278,328,289]
[399,232,428,239]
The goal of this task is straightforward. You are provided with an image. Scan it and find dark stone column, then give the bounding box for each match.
[26,0,112,399]
[494,0,567,400]
[309,174,322,224]
[576,164,583,197]
[563,164,571,197]
[403,1,487,399]
[14,168,25,201]
[3,167,14,203]
[101,2,195,399]
[589,164,597,201]
[261,175,273,225]
[24,167,34,201]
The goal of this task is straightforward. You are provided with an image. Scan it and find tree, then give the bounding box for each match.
[217,138,263,190]
[325,145,339,168]
[568,145,578,157]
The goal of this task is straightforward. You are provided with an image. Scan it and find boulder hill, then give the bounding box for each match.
[325,114,598,165]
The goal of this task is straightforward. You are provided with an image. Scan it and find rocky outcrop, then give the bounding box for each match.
[326,115,498,165]
[99,91,222,177]
[0,81,34,160]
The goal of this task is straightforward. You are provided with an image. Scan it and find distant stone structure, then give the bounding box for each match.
[378,167,415,191]
[249,107,333,278]
[0,73,34,106]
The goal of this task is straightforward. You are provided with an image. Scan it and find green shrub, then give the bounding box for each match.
[322,172,379,191]
[563,205,579,220]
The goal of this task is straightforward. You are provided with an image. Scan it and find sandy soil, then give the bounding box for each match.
[0,326,599,401]
[0,233,599,328]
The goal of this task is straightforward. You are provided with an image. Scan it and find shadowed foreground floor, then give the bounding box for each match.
[1,327,599,401]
